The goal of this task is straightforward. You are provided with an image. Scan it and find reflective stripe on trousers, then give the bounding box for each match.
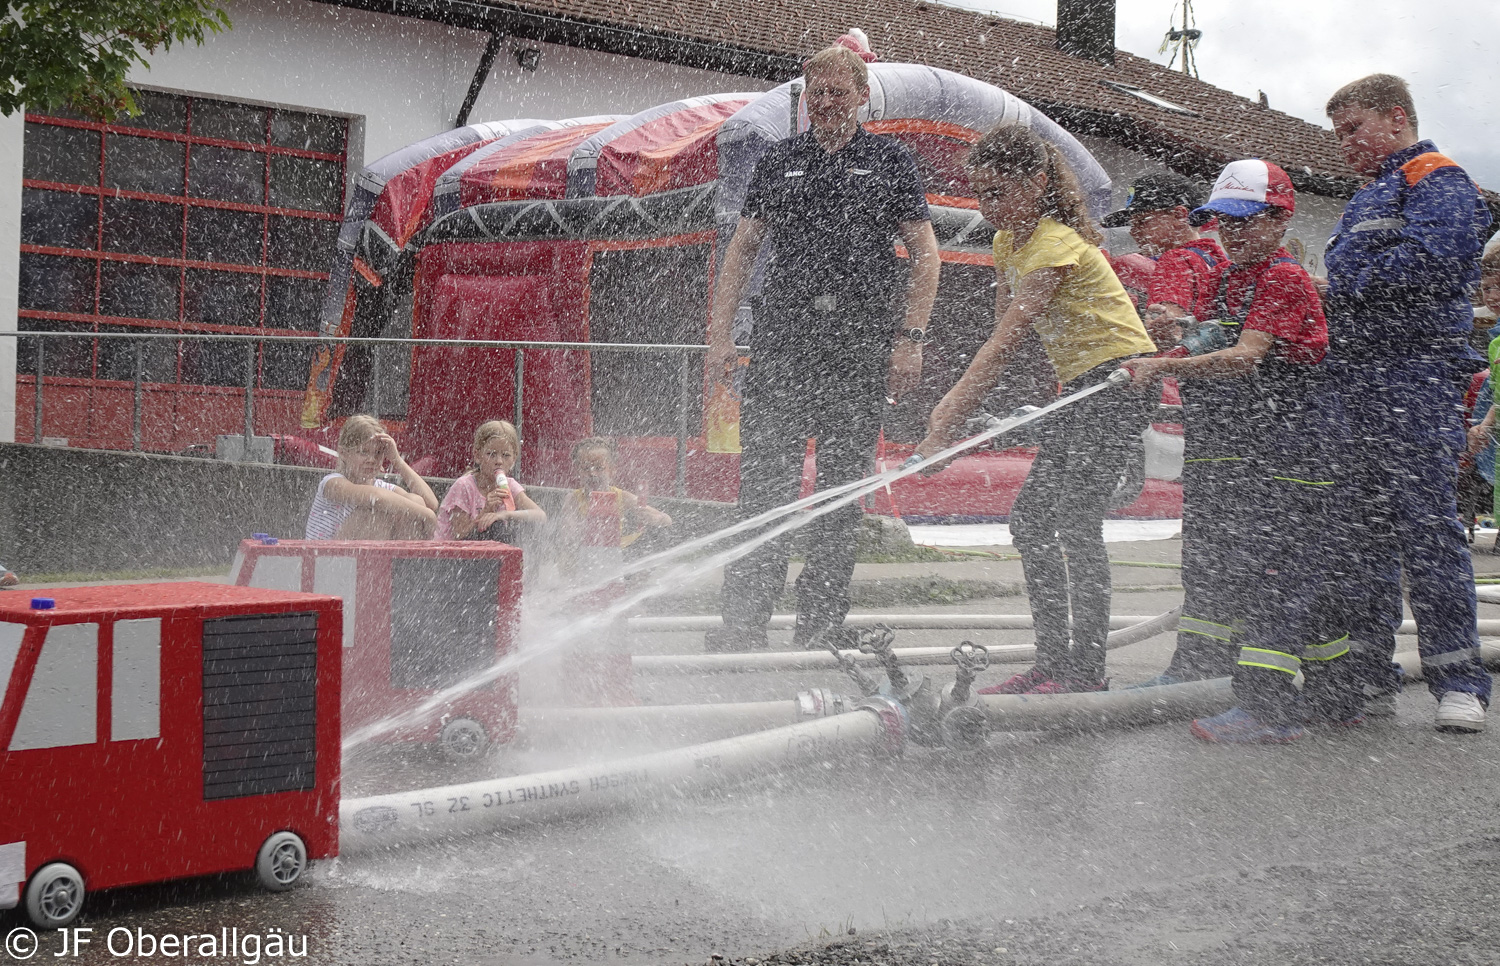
[1179,615,1233,642]
[1302,634,1351,662]
[1238,646,1301,675]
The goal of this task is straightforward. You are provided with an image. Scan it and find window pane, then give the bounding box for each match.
[270,110,344,154]
[18,253,95,313]
[21,188,98,250]
[192,99,267,144]
[105,134,185,195]
[96,326,180,382]
[187,206,264,265]
[270,155,342,213]
[184,269,262,327]
[117,90,187,134]
[99,261,180,321]
[23,123,100,186]
[261,339,317,389]
[17,320,94,378]
[267,215,337,271]
[265,276,322,331]
[190,144,264,204]
[101,197,183,257]
[180,339,249,386]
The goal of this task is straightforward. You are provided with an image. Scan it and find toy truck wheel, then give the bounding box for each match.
[25,862,85,928]
[255,832,308,892]
[438,716,489,761]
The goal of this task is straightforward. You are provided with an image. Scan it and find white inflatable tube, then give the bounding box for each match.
[632,607,1182,673]
[339,702,902,852]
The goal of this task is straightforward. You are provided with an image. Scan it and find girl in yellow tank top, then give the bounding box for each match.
[913,125,1157,695]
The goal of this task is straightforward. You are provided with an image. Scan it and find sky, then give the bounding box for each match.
[937,0,1500,188]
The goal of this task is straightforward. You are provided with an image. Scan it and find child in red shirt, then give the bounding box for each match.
[1106,177,1252,685]
[1103,173,1226,347]
[1125,160,1361,742]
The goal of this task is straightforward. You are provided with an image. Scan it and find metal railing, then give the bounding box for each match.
[1,330,745,497]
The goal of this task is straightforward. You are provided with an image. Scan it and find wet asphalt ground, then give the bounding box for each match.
[5,540,1500,965]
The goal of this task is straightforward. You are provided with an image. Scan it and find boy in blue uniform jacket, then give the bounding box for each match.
[1322,73,1493,732]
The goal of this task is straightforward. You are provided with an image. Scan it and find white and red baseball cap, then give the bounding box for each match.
[1189,159,1296,225]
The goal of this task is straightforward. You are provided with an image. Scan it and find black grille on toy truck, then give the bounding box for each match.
[201,611,319,801]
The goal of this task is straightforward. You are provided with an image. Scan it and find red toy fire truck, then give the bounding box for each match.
[231,539,521,759]
[0,583,343,929]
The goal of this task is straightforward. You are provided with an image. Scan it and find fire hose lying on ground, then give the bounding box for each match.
[341,607,1500,852]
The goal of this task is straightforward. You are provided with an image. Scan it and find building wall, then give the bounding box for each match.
[0,0,769,442]
[0,110,20,443]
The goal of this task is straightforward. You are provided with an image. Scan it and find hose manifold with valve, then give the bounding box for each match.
[938,641,991,752]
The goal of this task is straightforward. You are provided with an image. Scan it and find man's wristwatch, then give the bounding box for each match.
[899,327,930,346]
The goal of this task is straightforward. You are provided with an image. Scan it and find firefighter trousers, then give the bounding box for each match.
[1339,366,1492,704]
[719,366,883,642]
[1232,465,1363,725]
[1010,359,1154,681]
[1167,456,1257,680]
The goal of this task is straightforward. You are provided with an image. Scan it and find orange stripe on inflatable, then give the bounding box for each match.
[1401,152,1460,186]
[927,193,979,210]
[353,257,382,287]
[939,250,994,265]
[865,119,981,143]
[632,120,726,196]
[893,245,993,266]
[483,124,613,200]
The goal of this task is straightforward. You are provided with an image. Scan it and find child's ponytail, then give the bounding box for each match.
[967,124,1102,246]
[1037,141,1102,246]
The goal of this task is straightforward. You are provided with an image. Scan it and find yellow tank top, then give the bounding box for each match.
[993,217,1157,383]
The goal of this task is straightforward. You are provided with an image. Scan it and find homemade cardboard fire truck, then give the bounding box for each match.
[231,539,522,758]
[0,583,343,928]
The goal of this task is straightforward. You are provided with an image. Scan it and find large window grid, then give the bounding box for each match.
[16,89,348,446]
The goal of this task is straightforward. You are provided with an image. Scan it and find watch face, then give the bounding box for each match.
[906,328,928,344]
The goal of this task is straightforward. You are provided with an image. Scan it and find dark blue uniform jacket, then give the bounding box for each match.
[1323,140,1491,364]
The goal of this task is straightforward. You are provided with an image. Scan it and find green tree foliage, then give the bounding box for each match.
[0,2,230,120]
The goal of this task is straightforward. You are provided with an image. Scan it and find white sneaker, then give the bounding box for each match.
[1435,692,1486,733]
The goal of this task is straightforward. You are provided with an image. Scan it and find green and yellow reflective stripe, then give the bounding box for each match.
[1270,476,1336,486]
[1179,615,1234,642]
[1237,646,1301,675]
[1302,634,1350,662]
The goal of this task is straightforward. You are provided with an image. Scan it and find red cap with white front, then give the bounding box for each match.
[1190,159,1296,225]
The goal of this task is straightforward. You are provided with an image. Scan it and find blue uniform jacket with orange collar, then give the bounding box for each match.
[1323,139,1491,363]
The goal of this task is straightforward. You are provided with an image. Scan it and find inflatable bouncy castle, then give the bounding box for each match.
[300,61,1182,519]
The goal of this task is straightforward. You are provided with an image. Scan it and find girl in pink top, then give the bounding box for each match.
[436,420,547,541]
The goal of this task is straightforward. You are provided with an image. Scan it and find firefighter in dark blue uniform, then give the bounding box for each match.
[703,45,940,651]
[1323,74,1493,732]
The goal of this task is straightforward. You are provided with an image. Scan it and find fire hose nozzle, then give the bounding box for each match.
[1106,367,1134,387]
